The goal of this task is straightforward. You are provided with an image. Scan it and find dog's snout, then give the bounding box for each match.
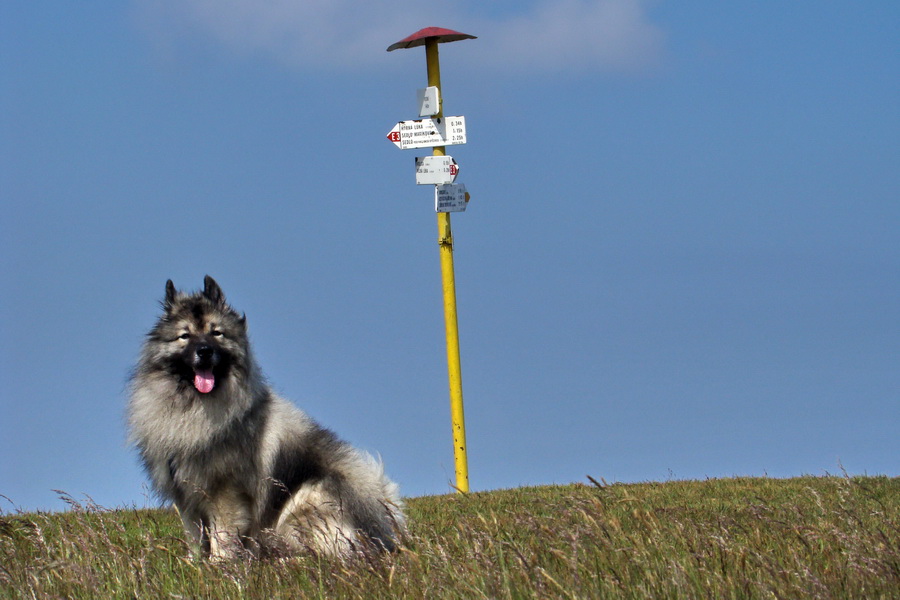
[190,339,222,371]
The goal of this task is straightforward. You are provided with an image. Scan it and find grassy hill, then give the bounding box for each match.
[1,475,898,598]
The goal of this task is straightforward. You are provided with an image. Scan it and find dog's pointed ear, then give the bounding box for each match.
[203,275,225,305]
[164,280,177,310]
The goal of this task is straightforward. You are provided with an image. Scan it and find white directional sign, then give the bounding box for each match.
[435,183,469,213]
[386,116,466,150]
[415,155,459,185]
[417,86,440,117]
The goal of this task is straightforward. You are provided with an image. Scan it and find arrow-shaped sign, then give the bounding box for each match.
[415,155,459,185]
[386,116,466,150]
[435,183,469,213]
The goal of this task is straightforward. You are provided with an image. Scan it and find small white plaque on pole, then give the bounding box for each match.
[415,156,459,185]
[435,183,469,213]
[417,86,440,117]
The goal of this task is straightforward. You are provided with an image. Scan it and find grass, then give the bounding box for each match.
[1,475,898,598]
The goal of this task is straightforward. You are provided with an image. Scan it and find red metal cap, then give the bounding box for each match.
[387,27,477,52]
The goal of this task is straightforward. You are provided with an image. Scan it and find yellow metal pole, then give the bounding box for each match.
[426,39,469,493]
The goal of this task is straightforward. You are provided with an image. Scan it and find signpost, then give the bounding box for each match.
[435,183,469,213]
[387,27,476,493]
[386,116,466,150]
[417,86,440,117]
[415,155,459,185]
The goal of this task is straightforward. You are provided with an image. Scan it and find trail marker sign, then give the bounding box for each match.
[415,155,459,185]
[435,183,469,213]
[386,116,466,150]
[418,86,440,117]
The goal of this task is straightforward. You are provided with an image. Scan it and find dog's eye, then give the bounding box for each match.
[178,333,190,340]
[211,330,223,337]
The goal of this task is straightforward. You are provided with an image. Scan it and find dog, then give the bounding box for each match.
[127,276,403,558]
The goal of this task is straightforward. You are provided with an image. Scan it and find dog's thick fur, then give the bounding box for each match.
[127,276,403,558]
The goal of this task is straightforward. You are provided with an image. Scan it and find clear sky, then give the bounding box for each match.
[2,2,897,512]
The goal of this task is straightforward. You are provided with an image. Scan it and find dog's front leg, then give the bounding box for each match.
[207,487,255,560]
[174,504,209,558]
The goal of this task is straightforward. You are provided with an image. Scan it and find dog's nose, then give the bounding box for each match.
[196,345,214,359]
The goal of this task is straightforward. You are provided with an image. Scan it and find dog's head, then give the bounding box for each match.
[148,275,249,395]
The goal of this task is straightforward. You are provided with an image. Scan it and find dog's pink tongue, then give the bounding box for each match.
[194,370,215,394]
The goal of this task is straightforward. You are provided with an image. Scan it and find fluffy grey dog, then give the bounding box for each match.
[127,276,403,559]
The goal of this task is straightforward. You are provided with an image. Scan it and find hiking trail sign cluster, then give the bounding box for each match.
[386,27,476,493]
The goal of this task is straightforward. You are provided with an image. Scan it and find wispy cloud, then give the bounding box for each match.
[137,0,665,73]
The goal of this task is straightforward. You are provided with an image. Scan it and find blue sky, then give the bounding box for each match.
[2,1,897,512]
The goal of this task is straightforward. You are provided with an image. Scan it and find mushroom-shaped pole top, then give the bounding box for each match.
[387,27,477,52]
